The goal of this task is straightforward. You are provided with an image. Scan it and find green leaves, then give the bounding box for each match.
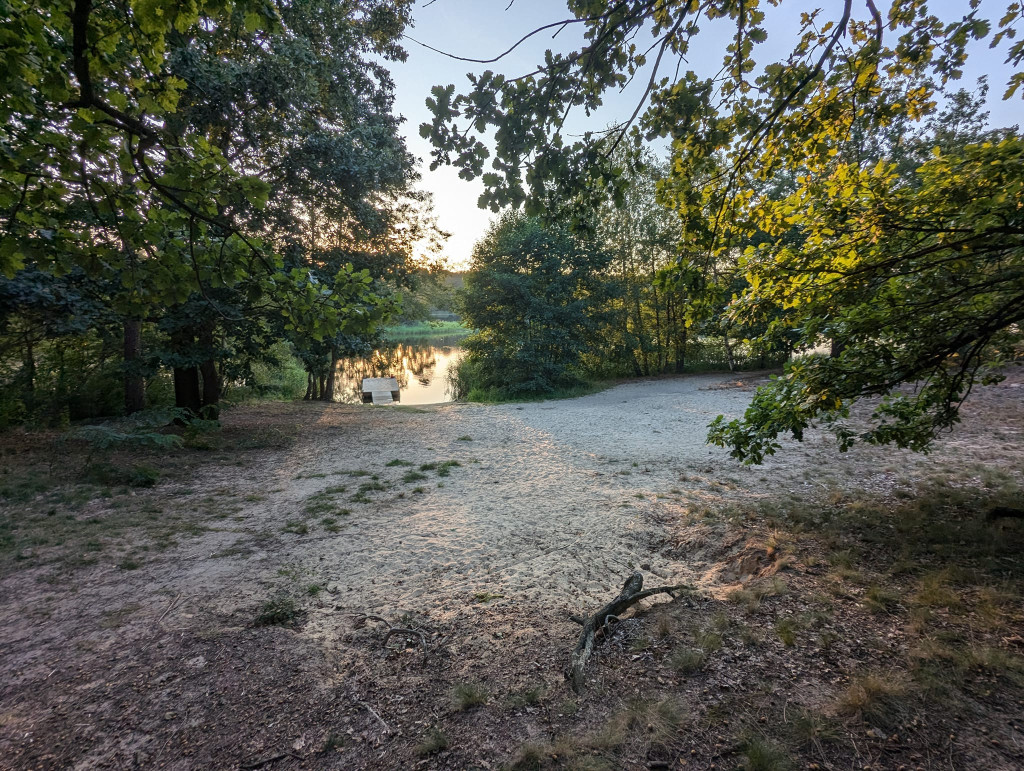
[710,133,1024,459]
[458,212,614,398]
[423,1,1022,460]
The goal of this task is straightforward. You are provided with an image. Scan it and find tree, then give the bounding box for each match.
[0,267,115,422]
[1,0,430,418]
[456,212,613,398]
[592,146,690,377]
[708,131,1024,462]
[423,0,1024,458]
[161,0,431,406]
[2,0,279,305]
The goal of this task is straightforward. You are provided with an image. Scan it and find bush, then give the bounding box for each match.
[254,594,302,627]
[226,343,307,402]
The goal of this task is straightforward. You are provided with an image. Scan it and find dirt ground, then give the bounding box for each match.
[1,370,1023,770]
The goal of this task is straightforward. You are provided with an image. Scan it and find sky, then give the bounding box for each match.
[387,0,1022,270]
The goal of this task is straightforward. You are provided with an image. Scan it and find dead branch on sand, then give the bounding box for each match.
[565,571,693,692]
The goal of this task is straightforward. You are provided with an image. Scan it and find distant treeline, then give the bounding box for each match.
[449,152,792,402]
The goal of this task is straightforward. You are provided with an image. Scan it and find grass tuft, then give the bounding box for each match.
[507,684,546,709]
[863,583,901,614]
[437,460,461,477]
[670,646,707,674]
[254,594,301,627]
[741,735,793,771]
[473,591,504,603]
[835,673,908,729]
[774,617,798,647]
[450,682,488,711]
[415,727,449,756]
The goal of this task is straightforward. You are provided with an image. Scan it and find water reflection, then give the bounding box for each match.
[334,336,467,405]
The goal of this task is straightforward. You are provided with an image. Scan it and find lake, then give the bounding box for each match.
[333,334,468,405]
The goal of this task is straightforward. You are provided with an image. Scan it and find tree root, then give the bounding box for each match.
[564,571,692,693]
[352,613,430,658]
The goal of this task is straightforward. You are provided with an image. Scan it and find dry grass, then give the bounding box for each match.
[415,727,449,757]
[835,673,909,729]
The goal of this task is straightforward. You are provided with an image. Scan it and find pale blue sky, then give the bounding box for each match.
[388,0,1021,269]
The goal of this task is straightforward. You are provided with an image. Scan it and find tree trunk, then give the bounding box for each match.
[323,348,338,402]
[23,333,36,414]
[123,319,145,415]
[199,358,220,406]
[651,284,664,373]
[170,327,202,414]
[723,332,736,372]
[173,366,203,414]
[633,289,649,376]
[619,297,640,377]
[305,373,315,401]
[830,338,846,358]
[199,359,220,414]
[674,324,687,374]
[197,325,221,410]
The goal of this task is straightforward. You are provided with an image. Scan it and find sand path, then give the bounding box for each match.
[140,373,771,623]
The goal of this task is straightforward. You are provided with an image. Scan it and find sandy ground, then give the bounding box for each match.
[127,373,775,620]
[2,370,1022,769]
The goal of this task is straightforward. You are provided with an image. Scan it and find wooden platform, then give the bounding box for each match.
[361,377,400,405]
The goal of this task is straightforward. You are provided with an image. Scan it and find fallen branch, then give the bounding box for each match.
[157,592,181,625]
[351,613,430,658]
[564,571,692,692]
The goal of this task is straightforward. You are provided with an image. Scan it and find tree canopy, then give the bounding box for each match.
[424,0,1024,459]
[1,0,434,419]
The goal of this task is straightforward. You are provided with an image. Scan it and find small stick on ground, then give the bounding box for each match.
[157,592,181,625]
[565,571,692,692]
[359,700,391,735]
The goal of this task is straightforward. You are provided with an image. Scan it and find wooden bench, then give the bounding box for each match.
[361,377,400,404]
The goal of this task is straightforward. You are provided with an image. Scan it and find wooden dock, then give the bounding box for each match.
[361,377,400,405]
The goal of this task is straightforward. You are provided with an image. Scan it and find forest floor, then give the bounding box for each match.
[1,369,1023,770]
